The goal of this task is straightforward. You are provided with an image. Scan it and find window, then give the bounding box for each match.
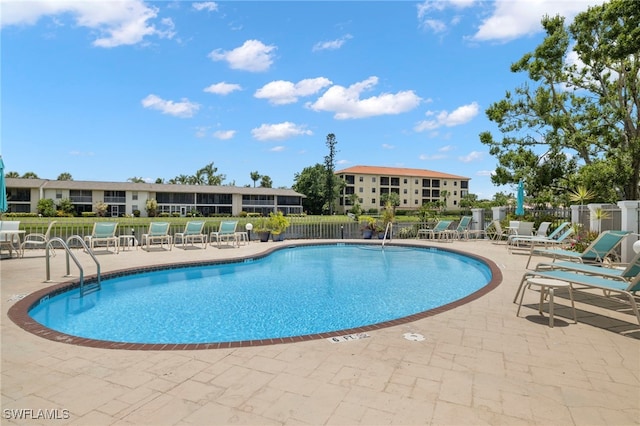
[414,199,418,205]
[345,175,355,184]
[403,189,407,194]
[403,199,407,204]
[454,181,458,186]
[414,189,418,195]
[372,177,376,183]
[380,177,389,185]
[432,179,440,188]
[371,188,376,193]
[454,191,457,196]
[359,187,363,193]
[461,181,468,189]
[371,198,376,204]
[415,179,418,184]
[422,179,430,187]
[390,177,400,186]
[56,191,62,199]
[132,191,138,200]
[359,176,364,182]
[403,179,408,184]
[443,181,448,186]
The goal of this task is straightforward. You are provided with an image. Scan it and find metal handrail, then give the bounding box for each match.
[381,222,392,248]
[45,236,101,297]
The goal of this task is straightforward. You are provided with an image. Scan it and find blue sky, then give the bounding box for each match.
[1,0,604,198]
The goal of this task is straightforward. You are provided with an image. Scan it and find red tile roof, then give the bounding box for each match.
[335,165,469,180]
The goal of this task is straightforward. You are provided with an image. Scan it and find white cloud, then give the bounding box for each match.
[415,102,479,132]
[312,34,353,51]
[1,0,175,47]
[458,151,484,163]
[476,170,495,176]
[419,154,447,161]
[204,82,242,95]
[251,122,312,141]
[382,144,395,150]
[307,76,421,119]
[141,94,200,118]
[194,126,209,138]
[270,146,286,152]
[209,39,276,72]
[192,2,218,12]
[255,77,332,105]
[213,130,236,140]
[416,0,604,42]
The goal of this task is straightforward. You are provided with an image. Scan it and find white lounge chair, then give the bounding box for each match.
[21,220,57,257]
[0,221,22,258]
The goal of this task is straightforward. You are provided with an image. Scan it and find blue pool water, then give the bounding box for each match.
[29,244,493,344]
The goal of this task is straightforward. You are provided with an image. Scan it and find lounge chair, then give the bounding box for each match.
[448,216,472,240]
[533,250,640,280]
[520,226,577,266]
[526,230,630,269]
[0,221,22,258]
[533,221,552,237]
[174,221,207,249]
[20,220,57,257]
[141,222,172,251]
[488,220,508,243]
[84,222,119,253]
[210,221,238,248]
[417,220,453,241]
[514,257,640,325]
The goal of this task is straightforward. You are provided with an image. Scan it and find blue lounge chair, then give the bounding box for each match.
[515,257,640,325]
[141,222,172,251]
[210,220,238,247]
[534,250,640,280]
[526,230,629,269]
[174,221,207,249]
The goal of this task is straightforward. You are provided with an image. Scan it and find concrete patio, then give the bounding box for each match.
[2,239,638,425]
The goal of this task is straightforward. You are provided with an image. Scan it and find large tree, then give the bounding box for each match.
[324,133,339,214]
[480,0,640,202]
[293,164,327,214]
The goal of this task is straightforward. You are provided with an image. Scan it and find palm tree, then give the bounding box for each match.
[250,171,261,187]
[259,175,273,188]
[57,172,73,181]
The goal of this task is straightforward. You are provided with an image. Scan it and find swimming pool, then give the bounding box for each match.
[13,243,501,349]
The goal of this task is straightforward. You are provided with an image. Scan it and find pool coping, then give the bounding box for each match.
[7,241,503,350]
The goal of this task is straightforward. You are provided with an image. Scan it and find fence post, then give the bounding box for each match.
[617,200,640,263]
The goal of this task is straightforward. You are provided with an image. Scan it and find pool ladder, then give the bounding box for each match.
[381,222,392,248]
[46,236,101,297]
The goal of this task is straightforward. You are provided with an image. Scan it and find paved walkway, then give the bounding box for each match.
[1,239,638,425]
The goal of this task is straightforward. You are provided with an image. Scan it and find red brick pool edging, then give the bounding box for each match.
[7,241,503,350]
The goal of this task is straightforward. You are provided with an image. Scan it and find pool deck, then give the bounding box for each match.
[2,239,639,425]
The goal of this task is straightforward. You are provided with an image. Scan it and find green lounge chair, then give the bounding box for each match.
[449,216,472,240]
[210,220,238,248]
[515,256,640,325]
[526,229,626,268]
[174,221,207,249]
[141,222,172,251]
[84,222,119,253]
[417,220,453,241]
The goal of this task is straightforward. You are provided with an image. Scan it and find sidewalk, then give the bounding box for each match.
[2,239,638,425]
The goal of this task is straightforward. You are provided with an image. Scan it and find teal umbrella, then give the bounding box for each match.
[0,156,7,214]
[515,179,525,216]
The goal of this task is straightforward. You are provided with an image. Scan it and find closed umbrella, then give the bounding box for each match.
[515,179,525,216]
[0,156,7,214]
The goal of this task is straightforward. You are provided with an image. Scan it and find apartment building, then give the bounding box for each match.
[5,178,305,217]
[335,165,470,213]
